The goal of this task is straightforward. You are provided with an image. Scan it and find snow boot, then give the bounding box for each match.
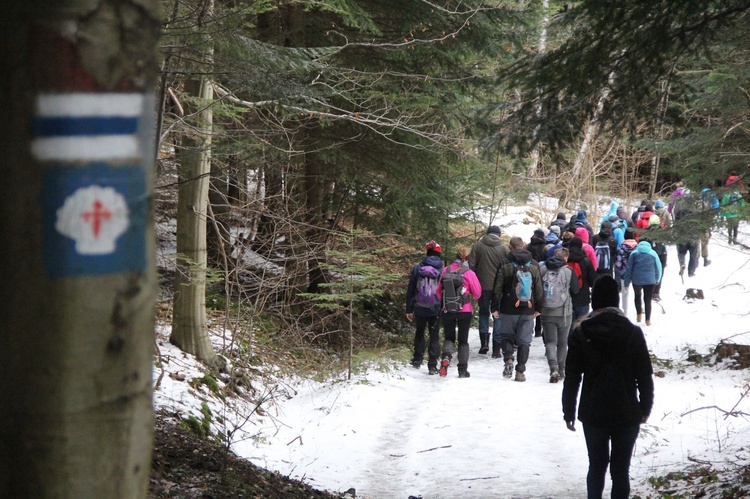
[549,371,559,383]
[704,257,711,267]
[491,342,501,359]
[458,370,471,378]
[636,313,643,323]
[428,366,438,375]
[478,333,490,355]
[514,371,526,382]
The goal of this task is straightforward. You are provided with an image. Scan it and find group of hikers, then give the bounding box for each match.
[403,173,744,498]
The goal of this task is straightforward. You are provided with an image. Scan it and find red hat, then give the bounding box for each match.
[425,240,441,253]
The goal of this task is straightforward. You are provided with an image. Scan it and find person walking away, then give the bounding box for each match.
[721,185,745,245]
[699,187,720,266]
[653,199,672,228]
[563,275,654,499]
[436,246,482,378]
[614,228,638,315]
[574,226,599,272]
[540,247,580,383]
[567,237,599,334]
[642,215,668,302]
[405,241,443,373]
[591,221,617,278]
[468,225,510,356]
[623,240,662,326]
[550,212,568,232]
[725,170,746,196]
[491,237,543,382]
[527,228,548,264]
[673,194,701,278]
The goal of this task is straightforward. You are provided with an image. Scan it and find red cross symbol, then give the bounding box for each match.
[82,200,112,238]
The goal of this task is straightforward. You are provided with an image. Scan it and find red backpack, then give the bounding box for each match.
[567,261,584,289]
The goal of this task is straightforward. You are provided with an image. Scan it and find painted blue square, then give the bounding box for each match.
[42,163,147,277]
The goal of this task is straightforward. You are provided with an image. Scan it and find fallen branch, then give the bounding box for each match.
[459,476,500,481]
[416,445,451,453]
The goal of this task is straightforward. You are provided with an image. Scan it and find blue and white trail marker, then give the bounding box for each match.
[32,93,145,162]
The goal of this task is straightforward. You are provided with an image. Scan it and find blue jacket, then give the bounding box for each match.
[623,241,662,287]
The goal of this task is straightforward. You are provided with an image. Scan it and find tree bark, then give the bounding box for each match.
[170,4,218,367]
[0,1,159,497]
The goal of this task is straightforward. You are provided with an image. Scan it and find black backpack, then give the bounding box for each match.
[441,267,468,313]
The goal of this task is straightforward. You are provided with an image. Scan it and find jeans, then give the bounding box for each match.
[570,304,590,334]
[478,290,502,344]
[677,241,699,277]
[412,315,441,368]
[633,284,655,321]
[583,423,641,499]
[541,314,572,373]
[499,314,534,372]
[442,312,472,371]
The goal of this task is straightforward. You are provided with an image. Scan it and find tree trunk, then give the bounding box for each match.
[0,1,159,497]
[171,0,218,367]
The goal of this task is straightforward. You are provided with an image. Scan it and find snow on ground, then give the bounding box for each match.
[154,198,750,499]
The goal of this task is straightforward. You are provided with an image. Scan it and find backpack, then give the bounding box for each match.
[594,241,612,271]
[567,261,584,289]
[615,244,636,277]
[511,261,533,308]
[414,265,440,308]
[542,267,569,309]
[441,267,468,313]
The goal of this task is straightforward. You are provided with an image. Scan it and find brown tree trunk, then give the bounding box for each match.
[0,1,159,497]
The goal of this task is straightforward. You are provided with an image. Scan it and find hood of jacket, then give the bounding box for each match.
[597,227,612,239]
[422,254,443,269]
[635,241,654,254]
[509,248,534,265]
[579,308,635,354]
[479,233,504,247]
[545,232,559,244]
[530,231,546,245]
[607,201,619,217]
[545,255,566,270]
[574,227,590,244]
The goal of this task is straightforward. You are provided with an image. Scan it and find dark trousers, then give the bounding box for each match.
[442,312,472,370]
[570,304,590,334]
[583,423,641,499]
[633,284,655,321]
[677,241,699,276]
[728,218,739,243]
[413,315,440,368]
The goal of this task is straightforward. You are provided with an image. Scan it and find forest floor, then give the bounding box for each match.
[149,410,347,498]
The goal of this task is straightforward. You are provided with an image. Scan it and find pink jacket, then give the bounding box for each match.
[575,227,599,271]
[436,261,482,313]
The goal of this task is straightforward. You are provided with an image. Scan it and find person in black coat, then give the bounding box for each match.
[567,237,599,334]
[527,228,548,264]
[562,275,654,499]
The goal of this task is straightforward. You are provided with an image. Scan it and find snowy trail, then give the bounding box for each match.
[228,221,750,499]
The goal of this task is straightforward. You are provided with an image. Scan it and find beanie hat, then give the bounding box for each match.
[649,215,661,227]
[625,227,636,240]
[487,225,501,235]
[645,204,654,212]
[591,274,620,310]
[534,228,545,238]
[577,210,587,220]
[549,225,561,236]
[608,214,619,223]
[569,236,583,250]
[425,240,441,253]
[654,199,665,209]
[556,212,566,220]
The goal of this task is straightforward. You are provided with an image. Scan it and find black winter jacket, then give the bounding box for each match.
[562,307,654,426]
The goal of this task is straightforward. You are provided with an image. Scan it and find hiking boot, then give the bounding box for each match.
[502,360,514,379]
[653,294,661,302]
[514,371,526,382]
[438,357,450,377]
[458,370,471,379]
[679,264,686,277]
[704,258,711,267]
[428,366,438,375]
[549,371,559,383]
[646,320,652,326]
[411,360,421,369]
[636,314,642,323]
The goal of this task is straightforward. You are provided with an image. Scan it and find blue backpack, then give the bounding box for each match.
[512,261,533,308]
